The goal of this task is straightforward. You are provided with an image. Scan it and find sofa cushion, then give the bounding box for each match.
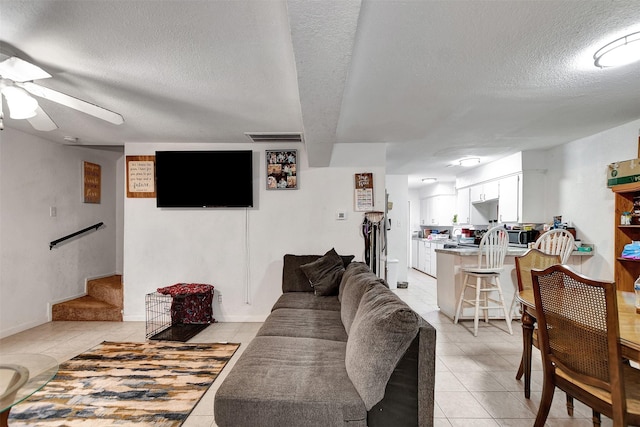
[339,263,387,334]
[214,336,366,427]
[338,262,372,302]
[300,248,345,296]
[271,292,340,312]
[257,308,347,342]
[282,253,355,293]
[345,286,420,410]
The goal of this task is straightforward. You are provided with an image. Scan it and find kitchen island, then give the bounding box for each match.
[434,246,593,321]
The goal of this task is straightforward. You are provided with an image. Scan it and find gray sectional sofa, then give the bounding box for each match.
[214,250,437,427]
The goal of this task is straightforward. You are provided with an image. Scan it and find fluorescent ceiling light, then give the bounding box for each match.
[594,31,640,68]
[1,86,38,119]
[459,157,480,167]
[421,178,437,184]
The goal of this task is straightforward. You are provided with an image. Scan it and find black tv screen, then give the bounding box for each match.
[155,150,253,208]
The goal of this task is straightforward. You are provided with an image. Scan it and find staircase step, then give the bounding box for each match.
[52,296,122,321]
[87,275,123,309]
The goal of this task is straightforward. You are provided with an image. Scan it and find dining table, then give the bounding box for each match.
[516,289,640,398]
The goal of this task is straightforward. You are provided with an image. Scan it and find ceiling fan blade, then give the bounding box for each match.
[18,82,124,125]
[0,57,51,82]
[27,106,58,131]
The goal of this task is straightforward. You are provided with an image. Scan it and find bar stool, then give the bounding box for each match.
[454,226,513,336]
[532,228,575,264]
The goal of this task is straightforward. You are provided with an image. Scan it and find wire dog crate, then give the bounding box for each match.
[145,292,173,339]
[145,284,215,341]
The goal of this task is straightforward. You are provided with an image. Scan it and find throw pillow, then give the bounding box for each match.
[300,248,346,296]
[282,253,355,292]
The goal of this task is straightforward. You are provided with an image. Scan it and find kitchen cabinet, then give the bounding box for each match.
[470,181,499,203]
[455,187,471,224]
[413,239,442,277]
[459,168,546,226]
[420,198,429,225]
[422,241,431,275]
[411,239,419,269]
[421,195,455,225]
[498,174,519,223]
[416,240,429,273]
[611,182,640,292]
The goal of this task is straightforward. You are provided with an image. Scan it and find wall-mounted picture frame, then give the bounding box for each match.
[126,155,156,198]
[355,172,374,211]
[266,150,298,190]
[83,161,101,204]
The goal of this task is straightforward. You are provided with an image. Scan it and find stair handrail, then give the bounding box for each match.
[50,222,104,250]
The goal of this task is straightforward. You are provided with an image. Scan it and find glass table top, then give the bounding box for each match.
[0,354,58,413]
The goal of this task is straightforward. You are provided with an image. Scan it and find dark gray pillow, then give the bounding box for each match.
[282,253,354,292]
[345,286,420,410]
[300,248,346,296]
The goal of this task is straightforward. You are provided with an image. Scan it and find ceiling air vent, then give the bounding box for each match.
[244,132,304,143]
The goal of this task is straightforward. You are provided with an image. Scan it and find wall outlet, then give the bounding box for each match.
[336,211,347,220]
[49,206,57,217]
[218,294,222,304]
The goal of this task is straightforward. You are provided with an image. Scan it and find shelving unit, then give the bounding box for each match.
[612,182,640,292]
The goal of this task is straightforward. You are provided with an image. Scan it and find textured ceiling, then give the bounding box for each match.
[1,0,640,188]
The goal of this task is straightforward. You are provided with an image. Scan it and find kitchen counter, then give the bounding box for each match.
[434,246,593,321]
[435,246,594,257]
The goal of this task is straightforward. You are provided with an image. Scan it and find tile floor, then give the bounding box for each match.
[0,268,609,427]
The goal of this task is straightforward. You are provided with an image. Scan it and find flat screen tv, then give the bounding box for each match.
[155,150,253,208]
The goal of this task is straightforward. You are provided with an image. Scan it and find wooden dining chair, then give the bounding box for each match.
[532,228,575,264]
[454,225,512,336]
[531,264,640,427]
[512,249,561,397]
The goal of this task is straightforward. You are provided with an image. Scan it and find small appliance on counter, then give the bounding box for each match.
[506,229,539,246]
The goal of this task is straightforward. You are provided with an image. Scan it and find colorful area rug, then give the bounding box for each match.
[8,341,240,426]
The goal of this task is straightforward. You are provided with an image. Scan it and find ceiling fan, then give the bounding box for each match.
[0,55,124,131]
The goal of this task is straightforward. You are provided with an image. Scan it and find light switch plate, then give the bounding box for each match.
[336,211,347,220]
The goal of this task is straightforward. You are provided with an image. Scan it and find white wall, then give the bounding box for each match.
[123,142,386,321]
[0,128,121,338]
[546,118,640,281]
[386,174,409,282]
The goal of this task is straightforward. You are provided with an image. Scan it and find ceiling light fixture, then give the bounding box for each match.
[421,178,437,184]
[594,31,640,68]
[459,157,480,167]
[1,85,38,119]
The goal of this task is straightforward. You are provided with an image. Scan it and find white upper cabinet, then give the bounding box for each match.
[456,187,471,224]
[498,174,520,223]
[454,152,546,225]
[470,181,499,203]
[420,195,456,226]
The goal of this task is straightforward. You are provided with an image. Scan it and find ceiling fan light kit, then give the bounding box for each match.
[1,85,38,119]
[594,31,640,68]
[0,55,124,131]
[0,56,51,82]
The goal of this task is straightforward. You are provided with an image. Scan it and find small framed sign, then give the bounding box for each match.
[126,155,156,198]
[266,150,298,190]
[355,172,374,211]
[83,161,101,204]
